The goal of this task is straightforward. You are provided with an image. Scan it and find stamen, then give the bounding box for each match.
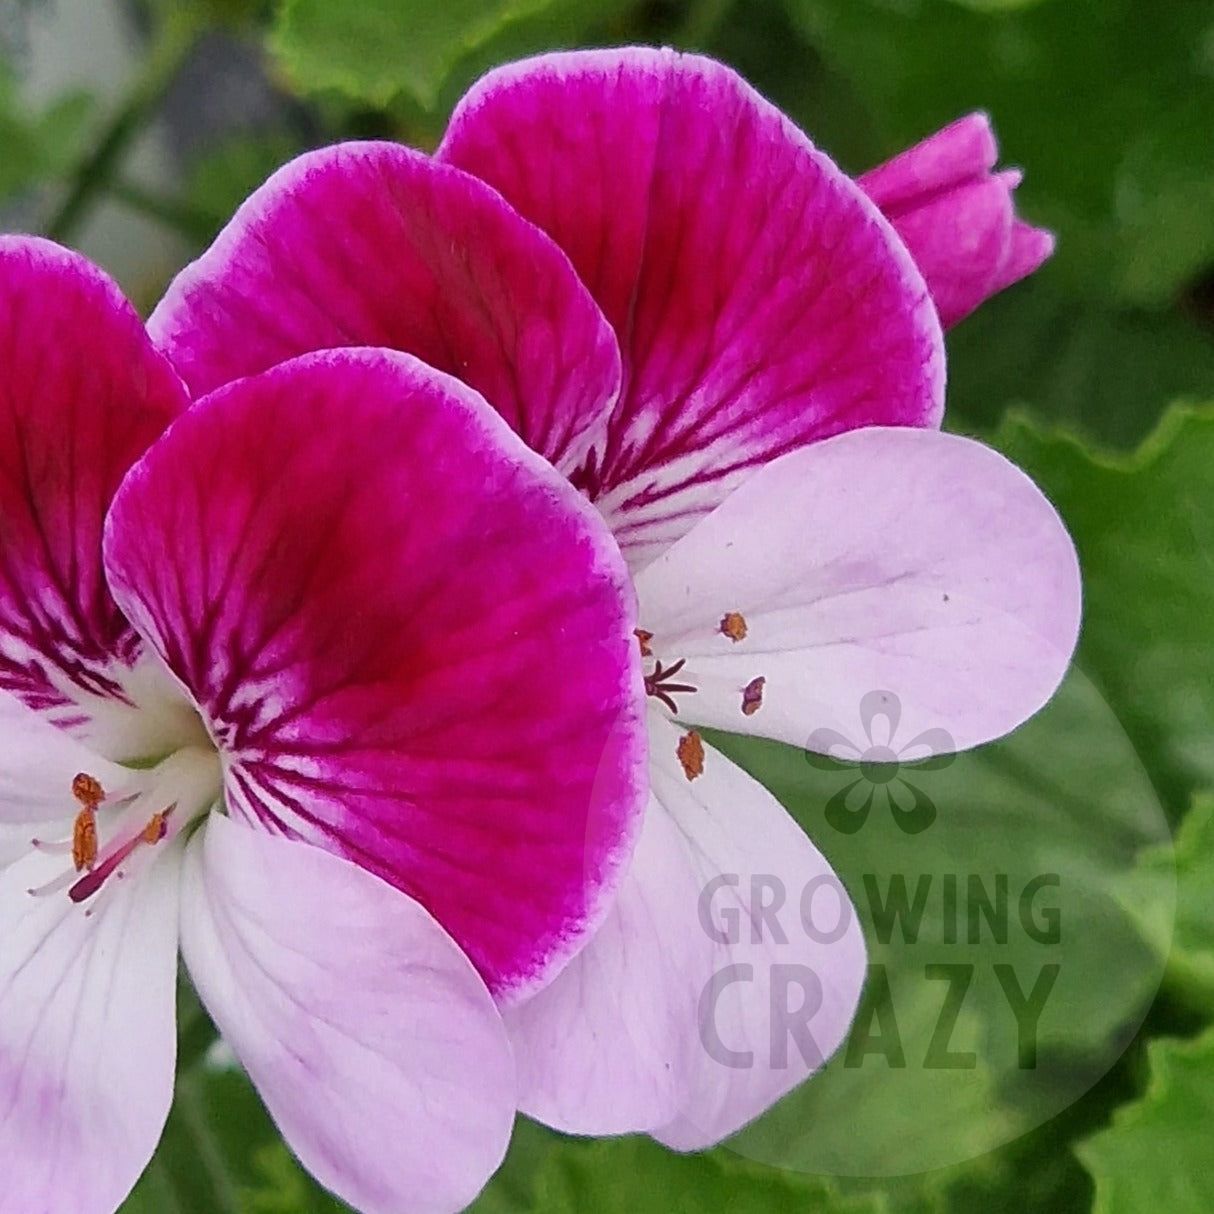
[741,676,766,716]
[141,812,169,846]
[719,612,748,643]
[27,870,78,898]
[30,836,73,856]
[677,730,705,781]
[69,770,107,871]
[68,807,175,905]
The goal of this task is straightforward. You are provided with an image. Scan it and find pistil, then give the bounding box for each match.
[643,657,698,714]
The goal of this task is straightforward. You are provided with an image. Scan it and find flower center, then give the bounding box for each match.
[636,612,769,783]
[28,745,222,908]
[643,656,698,714]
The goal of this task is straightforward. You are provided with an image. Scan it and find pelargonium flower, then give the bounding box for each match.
[148,49,1080,1147]
[859,112,1055,328]
[0,237,646,1214]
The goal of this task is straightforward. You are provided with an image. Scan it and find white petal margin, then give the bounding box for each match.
[503,796,708,1134]
[646,714,866,1148]
[0,847,180,1214]
[179,814,516,1214]
[634,427,1082,754]
[0,690,129,823]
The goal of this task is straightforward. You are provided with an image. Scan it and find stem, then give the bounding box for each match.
[110,178,216,243]
[44,11,199,244]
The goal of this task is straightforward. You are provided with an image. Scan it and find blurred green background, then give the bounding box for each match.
[3,0,1212,1210]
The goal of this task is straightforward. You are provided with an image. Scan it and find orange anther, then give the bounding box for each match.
[72,808,98,872]
[719,612,748,643]
[72,772,105,810]
[141,812,169,847]
[677,730,705,781]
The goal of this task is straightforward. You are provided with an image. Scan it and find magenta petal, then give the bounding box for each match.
[860,114,1055,328]
[103,349,646,1000]
[0,237,186,726]
[876,175,1016,331]
[990,221,1055,298]
[148,142,621,474]
[859,112,998,214]
[441,49,944,567]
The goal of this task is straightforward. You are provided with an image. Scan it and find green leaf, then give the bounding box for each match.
[712,662,1168,1179]
[945,0,1048,9]
[270,0,634,110]
[946,281,1214,450]
[481,1130,887,1214]
[1115,795,1214,1010]
[783,0,1214,305]
[997,406,1214,812]
[271,0,536,107]
[1076,1027,1214,1213]
[696,406,1214,1180]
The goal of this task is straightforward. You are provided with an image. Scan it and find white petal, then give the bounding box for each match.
[503,795,706,1134]
[647,715,866,1150]
[634,427,1081,754]
[0,848,180,1214]
[179,814,516,1214]
[0,690,127,824]
[507,710,866,1148]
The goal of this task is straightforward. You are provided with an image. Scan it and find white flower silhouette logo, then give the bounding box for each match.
[805,690,954,835]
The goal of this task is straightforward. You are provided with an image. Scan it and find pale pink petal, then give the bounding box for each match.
[180,814,515,1214]
[0,846,180,1214]
[0,237,186,742]
[506,711,867,1144]
[104,349,646,1001]
[502,794,706,1134]
[0,689,128,824]
[440,49,944,567]
[0,825,33,870]
[860,114,1055,327]
[633,428,1081,754]
[148,142,620,475]
[646,714,864,1147]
